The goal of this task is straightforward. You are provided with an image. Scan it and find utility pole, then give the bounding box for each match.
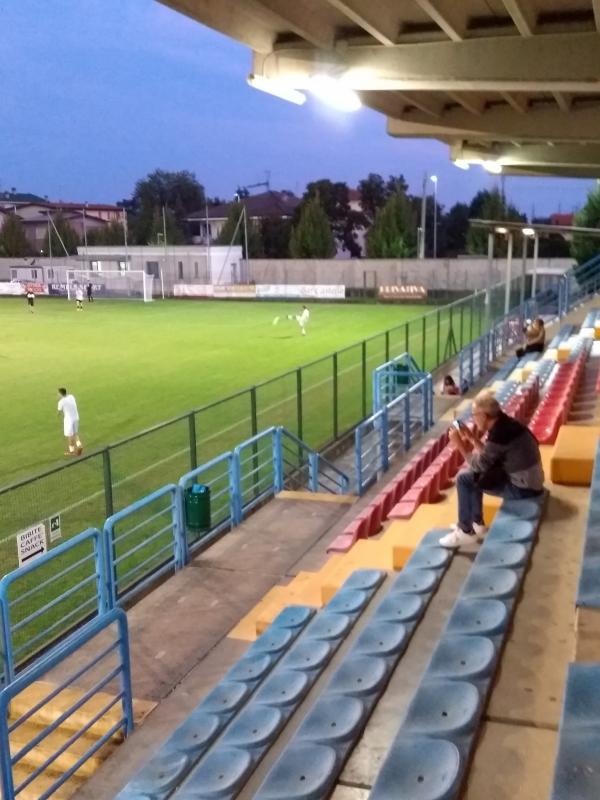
[418,173,427,259]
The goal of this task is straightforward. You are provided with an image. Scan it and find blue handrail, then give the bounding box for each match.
[0,608,133,800]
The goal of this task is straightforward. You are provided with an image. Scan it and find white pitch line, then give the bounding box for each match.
[1,361,363,545]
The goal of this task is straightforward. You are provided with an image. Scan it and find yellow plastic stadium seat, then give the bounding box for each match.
[550,425,600,486]
[557,344,571,363]
[543,348,558,361]
[509,368,525,383]
[595,323,600,340]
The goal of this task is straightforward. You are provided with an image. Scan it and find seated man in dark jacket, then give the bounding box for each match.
[440,389,544,549]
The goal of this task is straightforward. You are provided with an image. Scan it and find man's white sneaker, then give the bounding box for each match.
[473,522,488,540]
[439,528,479,549]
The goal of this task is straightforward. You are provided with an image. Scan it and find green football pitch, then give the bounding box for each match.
[1,296,441,487]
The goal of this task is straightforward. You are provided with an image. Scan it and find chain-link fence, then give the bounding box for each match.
[0,280,568,570]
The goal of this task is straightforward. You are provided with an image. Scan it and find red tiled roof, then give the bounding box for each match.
[550,212,575,226]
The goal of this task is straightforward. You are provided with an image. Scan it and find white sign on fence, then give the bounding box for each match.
[48,513,62,542]
[256,284,346,299]
[17,522,48,566]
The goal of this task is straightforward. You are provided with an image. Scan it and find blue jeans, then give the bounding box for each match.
[456,468,542,532]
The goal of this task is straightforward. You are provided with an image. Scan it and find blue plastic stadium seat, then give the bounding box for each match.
[249,627,296,655]
[283,640,334,671]
[405,547,452,570]
[252,671,309,707]
[220,705,284,748]
[353,621,408,657]
[445,598,509,636]
[296,695,367,744]
[201,682,250,715]
[485,518,536,544]
[341,568,385,591]
[577,561,600,607]
[371,737,461,800]
[175,747,252,799]
[461,567,519,599]
[428,635,496,680]
[326,655,388,697]
[403,679,481,736]
[373,592,424,623]
[120,753,190,799]
[389,568,440,595]
[476,543,528,569]
[499,498,544,520]
[248,743,337,800]
[301,611,352,641]
[325,588,372,615]
[167,713,221,756]
[226,654,274,683]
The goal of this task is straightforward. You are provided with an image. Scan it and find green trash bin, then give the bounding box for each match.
[185,484,211,532]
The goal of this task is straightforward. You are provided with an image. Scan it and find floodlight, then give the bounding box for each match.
[247,74,306,106]
[522,227,535,236]
[309,75,362,112]
[454,159,470,170]
[495,227,508,234]
[483,160,503,174]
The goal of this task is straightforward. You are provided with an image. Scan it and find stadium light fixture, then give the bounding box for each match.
[483,160,503,174]
[522,227,535,237]
[495,226,508,234]
[309,75,362,112]
[454,159,470,170]
[247,74,306,106]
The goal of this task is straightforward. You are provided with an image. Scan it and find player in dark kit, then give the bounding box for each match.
[86,282,94,302]
[26,289,35,313]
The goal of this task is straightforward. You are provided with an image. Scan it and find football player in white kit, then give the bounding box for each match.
[57,388,83,456]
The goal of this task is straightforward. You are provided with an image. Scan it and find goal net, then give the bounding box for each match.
[66,270,153,302]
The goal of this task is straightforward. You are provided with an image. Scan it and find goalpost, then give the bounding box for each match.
[66,270,154,302]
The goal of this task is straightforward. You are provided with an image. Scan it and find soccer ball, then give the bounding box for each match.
[273,316,280,325]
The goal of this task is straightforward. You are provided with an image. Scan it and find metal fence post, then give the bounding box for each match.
[308,452,319,492]
[188,413,197,471]
[381,408,389,473]
[333,353,339,439]
[354,427,363,495]
[404,322,409,357]
[403,392,411,451]
[117,612,135,736]
[173,485,188,568]
[250,387,259,499]
[421,316,426,370]
[361,341,367,418]
[103,448,114,519]
[273,427,284,493]
[0,691,15,800]
[385,330,390,362]
[296,369,303,441]
[230,450,242,526]
[94,529,110,613]
[436,309,441,367]
[0,587,14,685]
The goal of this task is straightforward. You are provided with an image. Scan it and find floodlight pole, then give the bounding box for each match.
[122,209,129,269]
[486,231,494,311]
[520,233,527,307]
[532,233,540,298]
[504,231,514,314]
[161,205,167,300]
[82,205,88,269]
[243,204,249,283]
[418,173,427,259]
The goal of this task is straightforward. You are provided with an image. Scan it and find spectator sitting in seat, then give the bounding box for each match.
[516,317,545,358]
[442,375,460,396]
[439,389,544,549]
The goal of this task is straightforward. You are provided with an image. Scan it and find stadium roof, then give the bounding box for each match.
[159,0,600,177]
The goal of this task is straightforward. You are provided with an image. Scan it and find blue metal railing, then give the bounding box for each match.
[0,527,108,686]
[279,428,349,495]
[178,451,235,553]
[355,375,434,494]
[104,484,184,606]
[372,352,428,412]
[0,608,133,800]
[234,427,279,522]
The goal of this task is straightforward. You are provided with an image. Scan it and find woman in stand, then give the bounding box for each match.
[516,318,545,358]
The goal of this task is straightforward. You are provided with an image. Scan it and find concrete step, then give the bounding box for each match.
[12,763,83,800]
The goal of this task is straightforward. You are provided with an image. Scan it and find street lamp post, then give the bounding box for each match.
[418,173,427,259]
[430,175,438,259]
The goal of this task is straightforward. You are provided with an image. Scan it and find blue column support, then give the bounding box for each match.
[380,408,390,473]
[273,427,284,494]
[308,452,319,493]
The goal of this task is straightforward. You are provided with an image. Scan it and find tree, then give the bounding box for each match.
[300,180,364,257]
[86,221,126,247]
[216,202,263,258]
[466,189,525,255]
[366,192,417,258]
[147,207,185,245]
[289,197,336,258]
[43,211,80,256]
[0,214,31,256]
[260,216,293,258]
[440,202,470,257]
[126,169,205,244]
[571,184,600,265]
[357,173,387,224]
